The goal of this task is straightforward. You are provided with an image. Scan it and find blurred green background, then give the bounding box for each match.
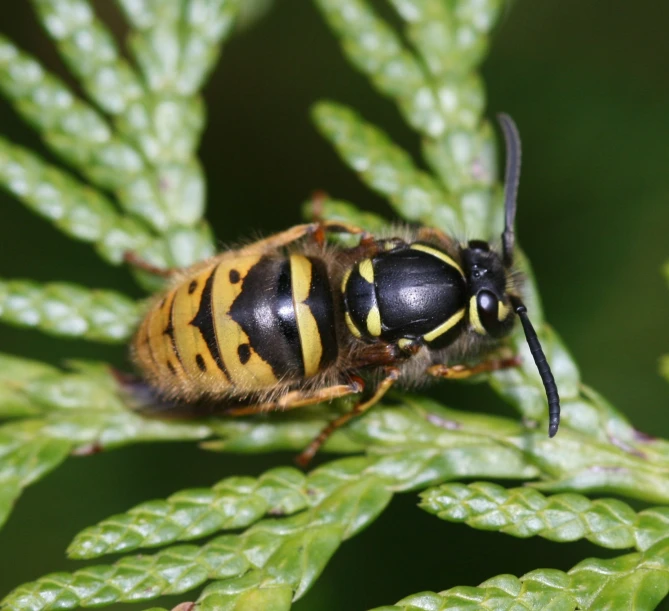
[1,1,669,609]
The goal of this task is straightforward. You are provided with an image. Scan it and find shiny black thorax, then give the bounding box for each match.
[342,240,515,351]
[373,249,463,338]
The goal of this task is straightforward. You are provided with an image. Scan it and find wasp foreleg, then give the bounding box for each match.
[427,356,521,380]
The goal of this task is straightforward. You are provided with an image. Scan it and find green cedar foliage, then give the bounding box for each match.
[1,1,668,610]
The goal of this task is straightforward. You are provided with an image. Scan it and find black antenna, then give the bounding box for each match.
[497,113,522,266]
[499,113,561,437]
[510,298,561,437]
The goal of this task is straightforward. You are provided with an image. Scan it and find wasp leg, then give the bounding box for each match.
[124,252,181,277]
[224,379,364,416]
[307,189,329,221]
[305,191,369,235]
[307,190,395,252]
[127,221,372,276]
[237,221,369,255]
[427,356,522,380]
[348,342,408,369]
[296,367,401,467]
[416,227,459,250]
[311,220,372,247]
[237,224,318,254]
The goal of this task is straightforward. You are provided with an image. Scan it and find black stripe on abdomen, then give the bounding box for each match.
[189,265,231,381]
[304,258,338,369]
[228,257,304,379]
[164,292,184,369]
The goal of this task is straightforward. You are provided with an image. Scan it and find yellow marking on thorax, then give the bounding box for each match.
[291,254,323,378]
[366,305,382,337]
[358,259,375,284]
[469,295,486,335]
[410,244,464,278]
[342,266,363,338]
[423,308,466,342]
[345,311,362,338]
[341,267,352,294]
[211,255,278,390]
[170,263,229,392]
[498,300,510,321]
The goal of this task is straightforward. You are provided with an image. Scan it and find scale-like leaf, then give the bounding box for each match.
[0,353,58,419]
[0,427,71,529]
[68,467,310,558]
[315,0,440,135]
[314,0,500,237]
[31,0,143,114]
[660,354,669,383]
[115,0,241,96]
[0,280,140,342]
[371,542,669,610]
[313,102,462,232]
[0,136,155,265]
[207,394,669,503]
[0,35,147,192]
[110,0,241,231]
[0,355,212,532]
[3,473,391,610]
[370,571,577,610]
[570,540,669,610]
[420,481,669,551]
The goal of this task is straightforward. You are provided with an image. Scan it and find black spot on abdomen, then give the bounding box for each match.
[237,344,251,364]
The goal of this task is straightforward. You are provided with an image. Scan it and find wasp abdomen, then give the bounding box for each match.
[133,253,338,399]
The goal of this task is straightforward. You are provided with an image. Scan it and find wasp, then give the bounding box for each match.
[129,114,559,465]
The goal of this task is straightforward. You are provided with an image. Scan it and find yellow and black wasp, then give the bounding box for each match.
[129,114,560,465]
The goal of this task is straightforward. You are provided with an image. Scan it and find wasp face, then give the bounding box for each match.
[462,240,515,339]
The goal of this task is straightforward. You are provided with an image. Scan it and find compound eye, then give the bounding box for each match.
[477,290,501,335]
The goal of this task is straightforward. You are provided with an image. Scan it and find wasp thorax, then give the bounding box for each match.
[342,242,470,349]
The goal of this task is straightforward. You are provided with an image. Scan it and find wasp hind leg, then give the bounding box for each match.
[415,226,459,251]
[224,379,370,468]
[124,220,369,277]
[124,252,182,278]
[427,356,521,380]
[223,380,364,416]
[237,220,369,255]
[295,367,401,467]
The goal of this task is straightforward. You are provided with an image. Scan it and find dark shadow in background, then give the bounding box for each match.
[1,2,669,609]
